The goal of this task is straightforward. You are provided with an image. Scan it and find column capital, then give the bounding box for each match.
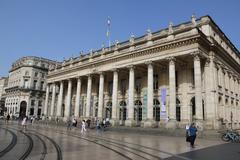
[97,71,105,75]
[167,57,176,65]
[227,71,232,78]
[75,76,82,80]
[191,50,204,61]
[204,58,210,67]
[127,65,135,70]
[111,68,119,72]
[145,60,153,66]
[86,74,92,78]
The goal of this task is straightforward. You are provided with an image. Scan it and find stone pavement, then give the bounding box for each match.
[0,120,239,160]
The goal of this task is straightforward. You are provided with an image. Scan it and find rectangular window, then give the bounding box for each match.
[31,100,35,106]
[24,79,28,88]
[120,79,126,95]
[108,81,113,95]
[153,74,158,91]
[175,71,178,88]
[35,72,38,77]
[40,81,44,90]
[38,100,42,106]
[33,80,37,90]
[192,68,195,86]
[135,77,141,94]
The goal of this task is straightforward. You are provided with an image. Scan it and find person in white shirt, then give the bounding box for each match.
[81,120,86,134]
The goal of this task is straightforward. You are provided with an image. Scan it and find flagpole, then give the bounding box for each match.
[109,35,111,48]
[107,16,111,48]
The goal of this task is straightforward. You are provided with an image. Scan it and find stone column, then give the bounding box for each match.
[56,81,63,117]
[182,65,190,123]
[205,52,218,129]
[86,75,92,118]
[98,73,104,119]
[193,54,203,121]
[144,61,154,127]
[112,69,118,125]
[74,77,81,118]
[166,57,176,128]
[65,79,72,119]
[233,77,237,126]
[221,68,226,121]
[50,83,56,117]
[125,65,135,126]
[44,83,50,116]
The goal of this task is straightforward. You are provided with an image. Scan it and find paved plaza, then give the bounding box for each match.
[0,120,239,160]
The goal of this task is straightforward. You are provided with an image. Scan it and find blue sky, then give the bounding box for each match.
[0,0,239,77]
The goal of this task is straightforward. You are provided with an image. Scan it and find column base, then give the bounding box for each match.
[165,120,177,129]
[194,119,204,131]
[63,117,71,122]
[125,119,135,127]
[110,119,119,126]
[143,120,156,128]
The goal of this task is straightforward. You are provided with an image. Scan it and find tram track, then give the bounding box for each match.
[28,133,47,160]
[6,126,62,160]
[18,130,33,160]
[87,133,192,160]
[30,131,63,160]
[44,125,192,160]
[44,129,161,160]
[0,128,18,157]
[4,123,192,160]
[30,125,136,160]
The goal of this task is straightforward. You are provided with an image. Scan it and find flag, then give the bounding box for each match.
[106,17,111,37]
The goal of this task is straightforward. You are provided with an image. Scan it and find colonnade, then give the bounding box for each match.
[44,54,204,126]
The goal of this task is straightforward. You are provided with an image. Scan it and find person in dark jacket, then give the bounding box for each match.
[188,123,198,148]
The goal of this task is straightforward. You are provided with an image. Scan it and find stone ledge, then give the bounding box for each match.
[108,126,221,139]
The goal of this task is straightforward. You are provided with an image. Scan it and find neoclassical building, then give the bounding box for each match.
[45,15,240,129]
[5,56,59,118]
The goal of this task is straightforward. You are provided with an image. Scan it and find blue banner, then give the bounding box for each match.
[160,88,167,119]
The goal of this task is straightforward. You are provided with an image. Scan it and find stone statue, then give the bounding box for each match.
[168,22,173,34]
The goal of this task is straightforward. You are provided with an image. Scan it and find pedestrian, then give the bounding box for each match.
[101,119,106,131]
[188,123,198,148]
[86,119,91,128]
[96,119,101,134]
[81,120,86,134]
[72,118,77,127]
[67,118,72,130]
[6,114,10,124]
[30,116,33,123]
[22,116,27,130]
[185,124,190,142]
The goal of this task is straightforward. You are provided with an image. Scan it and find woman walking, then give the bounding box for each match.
[188,123,198,148]
[22,116,27,131]
[81,120,86,134]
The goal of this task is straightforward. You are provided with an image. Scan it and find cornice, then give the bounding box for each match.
[48,34,201,79]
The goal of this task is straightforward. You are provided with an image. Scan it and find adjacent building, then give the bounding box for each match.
[0,77,8,115]
[45,15,240,130]
[5,56,59,118]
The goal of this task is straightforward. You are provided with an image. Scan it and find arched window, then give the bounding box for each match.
[105,101,112,118]
[153,99,160,121]
[134,100,142,122]
[119,101,127,120]
[190,97,205,121]
[176,98,181,121]
[191,97,196,119]
[219,96,223,105]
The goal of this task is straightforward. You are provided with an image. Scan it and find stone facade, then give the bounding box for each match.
[5,56,59,118]
[46,15,240,130]
[0,77,8,115]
